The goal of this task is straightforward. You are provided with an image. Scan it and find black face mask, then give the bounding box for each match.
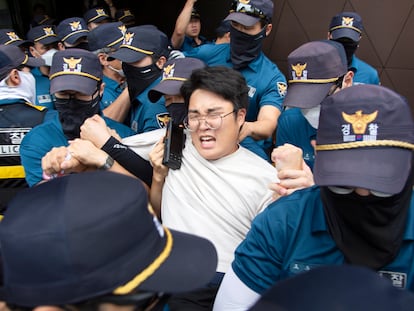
[320,167,413,269]
[334,39,359,66]
[54,94,101,140]
[167,102,187,125]
[122,62,161,103]
[230,25,266,70]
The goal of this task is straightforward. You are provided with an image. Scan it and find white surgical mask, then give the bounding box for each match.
[108,64,125,78]
[0,71,36,104]
[41,48,58,67]
[301,105,321,129]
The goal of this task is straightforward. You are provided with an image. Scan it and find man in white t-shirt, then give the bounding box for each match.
[149,66,313,310]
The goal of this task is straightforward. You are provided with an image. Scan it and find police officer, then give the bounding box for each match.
[185,0,287,160]
[0,45,46,209]
[328,11,380,85]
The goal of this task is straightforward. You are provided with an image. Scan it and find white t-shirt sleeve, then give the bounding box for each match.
[213,266,261,311]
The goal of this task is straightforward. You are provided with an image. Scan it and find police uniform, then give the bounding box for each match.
[275,108,316,169]
[180,34,210,53]
[185,43,287,158]
[130,77,170,134]
[20,113,135,187]
[100,75,125,110]
[351,55,381,85]
[232,186,414,294]
[0,99,47,209]
[31,67,54,110]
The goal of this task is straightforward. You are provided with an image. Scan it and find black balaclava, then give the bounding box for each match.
[54,93,101,140]
[230,25,266,70]
[321,159,414,270]
[334,38,359,67]
[122,62,161,102]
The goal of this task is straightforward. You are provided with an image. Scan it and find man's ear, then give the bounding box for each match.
[8,69,21,87]
[99,81,105,96]
[265,23,272,36]
[237,108,247,125]
[97,53,108,65]
[29,46,38,57]
[342,70,354,88]
[155,56,167,69]
[57,42,65,50]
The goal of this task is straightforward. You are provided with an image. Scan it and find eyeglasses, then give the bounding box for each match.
[230,0,269,21]
[328,186,394,198]
[184,110,236,132]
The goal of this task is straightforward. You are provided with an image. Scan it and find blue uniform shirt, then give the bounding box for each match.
[351,56,380,85]
[130,77,170,134]
[20,113,135,187]
[185,42,230,66]
[100,75,125,110]
[31,67,54,110]
[180,35,210,52]
[276,108,316,169]
[233,186,414,294]
[185,43,287,158]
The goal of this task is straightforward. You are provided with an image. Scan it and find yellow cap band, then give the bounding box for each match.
[113,227,173,295]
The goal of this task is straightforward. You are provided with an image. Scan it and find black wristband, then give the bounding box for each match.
[101,136,153,187]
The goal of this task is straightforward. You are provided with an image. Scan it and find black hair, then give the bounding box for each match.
[180,66,249,111]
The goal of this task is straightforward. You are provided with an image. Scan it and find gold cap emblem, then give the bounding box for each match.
[342,110,378,134]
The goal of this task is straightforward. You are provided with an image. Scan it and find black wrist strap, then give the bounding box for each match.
[101,136,153,187]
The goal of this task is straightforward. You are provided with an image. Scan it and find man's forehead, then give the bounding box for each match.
[188,106,224,114]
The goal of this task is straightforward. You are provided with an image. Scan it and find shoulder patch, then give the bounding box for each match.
[277,82,287,97]
[157,113,171,128]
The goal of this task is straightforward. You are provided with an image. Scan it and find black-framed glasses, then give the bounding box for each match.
[230,0,268,21]
[184,109,236,132]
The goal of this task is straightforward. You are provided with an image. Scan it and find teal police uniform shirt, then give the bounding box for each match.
[100,75,125,110]
[31,67,54,110]
[20,113,135,187]
[180,35,209,52]
[185,43,287,158]
[276,108,316,169]
[351,56,380,85]
[185,42,230,67]
[130,77,170,134]
[232,186,414,294]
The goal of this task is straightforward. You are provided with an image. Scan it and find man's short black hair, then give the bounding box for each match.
[180,66,249,111]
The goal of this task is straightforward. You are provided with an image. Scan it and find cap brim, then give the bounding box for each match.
[38,36,60,45]
[314,148,412,194]
[10,40,33,48]
[148,80,182,103]
[138,229,217,293]
[63,31,88,45]
[108,47,145,63]
[26,56,45,67]
[90,16,110,24]
[225,12,259,27]
[331,28,360,42]
[50,75,97,95]
[119,16,135,24]
[284,82,333,108]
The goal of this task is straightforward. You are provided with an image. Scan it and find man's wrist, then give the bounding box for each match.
[99,155,114,170]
